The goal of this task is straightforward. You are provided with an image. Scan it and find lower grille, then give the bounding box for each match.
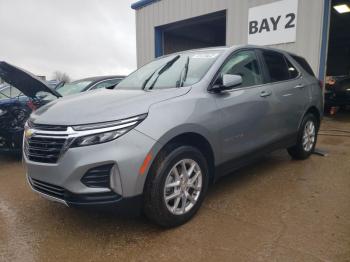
[29,177,121,205]
[30,177,65,199]
[25,136,66,163]
[81,164,113,188]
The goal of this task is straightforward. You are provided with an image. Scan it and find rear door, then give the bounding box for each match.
[259,50,309,140]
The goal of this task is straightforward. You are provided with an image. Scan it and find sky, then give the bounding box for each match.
[0,0,137,80]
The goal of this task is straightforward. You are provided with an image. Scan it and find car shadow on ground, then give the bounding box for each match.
[36,151,290,235]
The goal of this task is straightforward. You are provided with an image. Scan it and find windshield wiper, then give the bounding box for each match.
[142,70,157,90]
[177,56,190,88]
[54,81,65,90]
[146,55,180,90]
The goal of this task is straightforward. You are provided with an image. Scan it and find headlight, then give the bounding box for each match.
[0,109,7,117]
[70,114,147,147]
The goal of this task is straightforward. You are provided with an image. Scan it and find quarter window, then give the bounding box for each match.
[218,50,263,88]
[262,51,290,83]
[285,59,299,79]
[291,55,315,76]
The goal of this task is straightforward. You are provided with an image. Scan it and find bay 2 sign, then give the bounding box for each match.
[248,0,298,45]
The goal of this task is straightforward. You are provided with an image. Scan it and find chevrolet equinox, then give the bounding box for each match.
[23,46,323,227]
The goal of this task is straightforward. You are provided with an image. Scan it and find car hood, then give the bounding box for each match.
[30,87,191,125]
[0,61,61,99]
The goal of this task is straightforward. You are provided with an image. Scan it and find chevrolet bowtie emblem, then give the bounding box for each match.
[25,128,35,139]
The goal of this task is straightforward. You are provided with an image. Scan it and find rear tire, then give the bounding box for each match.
[144,145,209,228]
[287,113,318,160]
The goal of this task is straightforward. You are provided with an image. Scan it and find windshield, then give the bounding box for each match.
[57,80,93,96]
[117,50,223,90]
[0,85,23,99]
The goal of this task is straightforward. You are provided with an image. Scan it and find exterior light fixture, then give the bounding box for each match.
[333,4,350,14]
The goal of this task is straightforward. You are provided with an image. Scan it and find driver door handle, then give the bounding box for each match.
[294,84,305,89]
[260,90,272,97]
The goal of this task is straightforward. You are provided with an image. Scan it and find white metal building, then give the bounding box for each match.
[131,0,350,82]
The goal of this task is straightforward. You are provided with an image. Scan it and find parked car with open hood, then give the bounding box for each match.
[0,62,61,153]
[55,76,125,96]
[0,61,124,153]
[23,46,323,227]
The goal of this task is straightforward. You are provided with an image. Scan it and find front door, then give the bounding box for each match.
[213,49,274,164]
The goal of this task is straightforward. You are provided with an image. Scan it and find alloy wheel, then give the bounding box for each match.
[302,120,316,152]
[163,159,202,215]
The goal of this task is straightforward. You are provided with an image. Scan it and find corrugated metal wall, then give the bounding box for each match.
[135,0,325,75]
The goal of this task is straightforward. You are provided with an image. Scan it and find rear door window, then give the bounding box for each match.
[262,51,290,83]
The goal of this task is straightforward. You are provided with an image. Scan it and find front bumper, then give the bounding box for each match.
[27,175,143,214]
[24,129,158,211]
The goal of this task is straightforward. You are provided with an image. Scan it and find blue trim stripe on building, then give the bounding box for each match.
[319,0,331,80]
[131,0,158,10]
[154,27,163,57]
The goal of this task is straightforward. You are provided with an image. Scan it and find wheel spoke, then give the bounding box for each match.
[166,181,180,188]
[173,166,181,179]
[186,192,196,204]
[189,171,201,185]
[173,197,181,211]
[310,125,315,135]
[187,162,196,176]
[181,161,187,176]
[165,191,181,201]
[188,183,201,191]
[303,139,308,146]
[181,194,187,213]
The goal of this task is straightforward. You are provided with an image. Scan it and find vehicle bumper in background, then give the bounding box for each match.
[0,129,23,153]
[24,129,158,213]
[325,91,350,106]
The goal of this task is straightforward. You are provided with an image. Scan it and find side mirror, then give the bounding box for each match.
[222,74,242,89]
[211,74,242,92]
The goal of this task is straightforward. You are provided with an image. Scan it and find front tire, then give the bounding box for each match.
[287,113,318,160]
[144,145,209,227]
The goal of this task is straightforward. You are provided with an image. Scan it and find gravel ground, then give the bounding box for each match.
[0,114,349,262]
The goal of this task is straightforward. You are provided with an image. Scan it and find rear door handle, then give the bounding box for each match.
[260,90,272,97]
[294,84,305,89]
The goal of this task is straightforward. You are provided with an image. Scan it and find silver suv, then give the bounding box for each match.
[23,46,323,227]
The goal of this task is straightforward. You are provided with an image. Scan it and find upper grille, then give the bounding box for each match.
[28,121,67,132]
[25,136,66,163]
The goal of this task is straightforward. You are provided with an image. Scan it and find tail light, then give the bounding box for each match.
[27,100,37,111]
[318,80,324,92]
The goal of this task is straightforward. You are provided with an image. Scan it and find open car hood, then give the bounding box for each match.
[0,61,62,99]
